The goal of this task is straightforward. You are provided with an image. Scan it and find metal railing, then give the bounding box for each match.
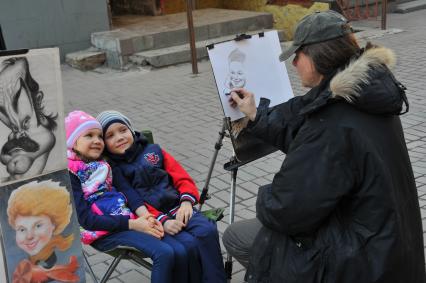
[336,0,388,29]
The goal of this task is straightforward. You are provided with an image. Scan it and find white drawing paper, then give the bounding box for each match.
[208,30,294,121]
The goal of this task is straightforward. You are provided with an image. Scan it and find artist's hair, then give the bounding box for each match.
[301,33,360,77]
[3,57,57,130]
[7,180,72,235]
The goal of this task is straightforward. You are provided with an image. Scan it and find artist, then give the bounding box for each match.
[0,57,57,181]
[223,10,425,283]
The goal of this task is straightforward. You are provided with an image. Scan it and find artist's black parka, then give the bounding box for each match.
[246,47,426,283]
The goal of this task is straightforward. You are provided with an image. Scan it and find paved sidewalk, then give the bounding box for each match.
[61,10,426,283]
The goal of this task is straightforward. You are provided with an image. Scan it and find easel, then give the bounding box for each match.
[198,117,250,281]
[202,32,275,281]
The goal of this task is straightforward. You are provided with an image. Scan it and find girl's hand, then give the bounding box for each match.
[129,214,164,239]
[175,201,193,225]
[135,205,149,217]
[229,88,257,121]
[148,215,164,234]
[163,220,185,235]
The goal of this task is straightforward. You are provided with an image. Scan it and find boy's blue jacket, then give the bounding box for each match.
[107,132,199,223]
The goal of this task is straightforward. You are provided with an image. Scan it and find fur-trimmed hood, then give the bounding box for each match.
[329,46,406,115]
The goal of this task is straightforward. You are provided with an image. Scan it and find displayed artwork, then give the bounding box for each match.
[0,170,85,283]
[208,31,294,163]
[0,48,67,185]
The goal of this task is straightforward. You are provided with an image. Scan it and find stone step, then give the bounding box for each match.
[91,8,273,68]
[129,29,285,68]
[65,48,106,71]
[394,0,426,13]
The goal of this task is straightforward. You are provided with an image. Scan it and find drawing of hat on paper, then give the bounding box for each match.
[7,180,79,283]
[223,48,250,139]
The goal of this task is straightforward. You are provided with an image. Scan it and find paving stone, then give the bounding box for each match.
[117,269,150,282]
[421,208,426,219]
[85,251,113,265]
[241,196,258,207]
[91,261,120,280]
[236,208,257,220]
[83,244,99,256]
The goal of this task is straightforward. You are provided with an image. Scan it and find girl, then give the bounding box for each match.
[66,110,195,283]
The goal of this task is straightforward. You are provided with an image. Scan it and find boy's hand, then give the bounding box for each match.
[163,220,185,235]
[129,214,164,239]
[176,201,193,225]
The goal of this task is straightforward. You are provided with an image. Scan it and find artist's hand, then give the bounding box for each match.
[129,214,164,239]
[229,88,257,121]
[176,201,193,225]
[163,219,185,235]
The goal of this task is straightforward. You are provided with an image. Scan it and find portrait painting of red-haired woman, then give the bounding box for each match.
[0,170,85,283]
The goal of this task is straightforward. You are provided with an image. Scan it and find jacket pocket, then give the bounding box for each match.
[282,239,327,283]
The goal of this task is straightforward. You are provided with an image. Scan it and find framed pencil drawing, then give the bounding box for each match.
[0,48,67,185]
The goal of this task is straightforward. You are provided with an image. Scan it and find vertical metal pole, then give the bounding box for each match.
[229,166,237,226]
[199,120,227,211]
[225,160,237,280]
[0,25,6,50]
[186,0,198,74]
[381,0,387,30]
[106,0,113,30]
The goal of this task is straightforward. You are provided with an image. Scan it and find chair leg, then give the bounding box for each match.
[100,252,125,283]
[83,250,99,283]
[128,252,153,270]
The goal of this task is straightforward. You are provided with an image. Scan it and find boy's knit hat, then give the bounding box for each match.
[65,111,102,150]
[96,110,135,136]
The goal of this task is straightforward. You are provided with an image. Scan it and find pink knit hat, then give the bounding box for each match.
[65,110,102,149]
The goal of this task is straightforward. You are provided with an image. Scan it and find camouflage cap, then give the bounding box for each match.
[279,10,353,61]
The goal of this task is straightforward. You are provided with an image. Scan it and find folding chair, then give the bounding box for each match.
[83,246,152,283]
[82,129,223,282]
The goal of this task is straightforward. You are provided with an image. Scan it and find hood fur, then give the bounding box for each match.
[330,46,397,102]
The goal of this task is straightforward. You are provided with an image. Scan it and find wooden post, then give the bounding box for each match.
[186,0,198,74]
[381,0,387,30]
